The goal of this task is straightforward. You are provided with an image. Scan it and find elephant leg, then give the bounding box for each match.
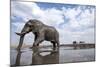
[30,38,37,49]
[34,35,40,46]
[56,41,59,47]
[30,37,37,49]
[33,38,44,47]
[30,33,39,49]
[36,41,43,46]
[51,41,56,48]
[32,33,44,48]
[36,44,39,46]
[33,35,39,46]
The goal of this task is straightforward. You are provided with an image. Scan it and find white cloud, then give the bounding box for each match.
[78,9,95,28]
[58,6,95,44]
[63,6,95,29]
[12,23,25,32]
[33,7,64,27]
[64,8,81,19]
[11,1,34,22]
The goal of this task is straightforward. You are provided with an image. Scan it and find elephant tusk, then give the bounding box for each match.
[15,32,21,35]
[15,32,26,36]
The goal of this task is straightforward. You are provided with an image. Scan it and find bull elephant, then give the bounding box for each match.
[16,19,59,50]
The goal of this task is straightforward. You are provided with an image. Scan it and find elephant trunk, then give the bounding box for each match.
[15,32,26,36]
[15,31,26,50]
[15,22,32,50]
[17,34,25,50]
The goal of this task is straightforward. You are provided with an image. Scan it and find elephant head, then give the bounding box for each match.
[15,19,44,50]
[16,19,44,35]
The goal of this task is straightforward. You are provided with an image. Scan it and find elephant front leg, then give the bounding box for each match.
[32,37,44,48]
[30,33,40,49]
[34,35,39,46]
[32,33,44,48]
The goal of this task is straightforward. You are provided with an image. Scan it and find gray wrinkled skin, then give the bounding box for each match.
[16,19,59,50]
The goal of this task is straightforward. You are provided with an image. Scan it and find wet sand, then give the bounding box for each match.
[10,46,95,66]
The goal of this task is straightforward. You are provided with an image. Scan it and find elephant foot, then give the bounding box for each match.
[16,48,21,51]
[29,45,38,49]
[53,46,59,51]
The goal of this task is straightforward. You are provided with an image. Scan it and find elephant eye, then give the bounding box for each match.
[29,25,33,28]
[29,20,32,22]
[29,25,31,27]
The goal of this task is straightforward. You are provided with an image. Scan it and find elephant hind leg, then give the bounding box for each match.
[51,41,56,48]
[57,41,60,47]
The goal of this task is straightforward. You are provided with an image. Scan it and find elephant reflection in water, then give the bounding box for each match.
[14,47,59,66]
[31,47,59,65]
[14,50,22,66]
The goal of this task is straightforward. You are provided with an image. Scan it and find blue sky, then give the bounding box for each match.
[11,1,95,46]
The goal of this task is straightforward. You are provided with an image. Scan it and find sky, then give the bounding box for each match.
[11,1,95,46]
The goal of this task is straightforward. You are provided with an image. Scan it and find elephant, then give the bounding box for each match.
[16,19,59,50]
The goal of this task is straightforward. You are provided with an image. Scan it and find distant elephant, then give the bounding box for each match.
[16,19,59,50]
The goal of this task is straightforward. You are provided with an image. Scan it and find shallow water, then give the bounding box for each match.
[59,47,95,63]
[10,46,95,66]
